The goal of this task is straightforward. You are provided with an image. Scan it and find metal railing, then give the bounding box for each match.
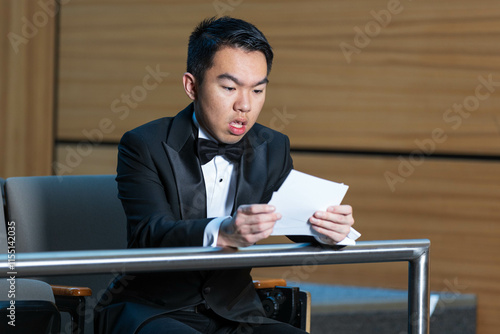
[0,239,430,334]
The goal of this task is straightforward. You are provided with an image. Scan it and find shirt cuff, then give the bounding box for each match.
[203,216,230,247]
[314,227,361,246]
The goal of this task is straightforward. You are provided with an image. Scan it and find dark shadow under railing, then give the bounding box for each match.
[0,239,430,334]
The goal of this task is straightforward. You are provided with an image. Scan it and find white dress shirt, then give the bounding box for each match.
[193,114,237,247]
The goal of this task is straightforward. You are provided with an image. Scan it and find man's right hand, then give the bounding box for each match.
[217,204,281,247]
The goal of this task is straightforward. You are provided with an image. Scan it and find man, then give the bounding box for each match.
[95,16,354,334]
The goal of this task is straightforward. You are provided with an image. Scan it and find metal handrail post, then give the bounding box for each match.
[408,246,430,334]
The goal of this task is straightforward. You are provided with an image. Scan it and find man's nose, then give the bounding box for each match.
[234,91,251,112]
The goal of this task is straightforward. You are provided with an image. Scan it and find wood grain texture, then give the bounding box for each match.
[54,147,500,333]
[57,0,500,155]
[0,0,56,177]
[54,144,118,176]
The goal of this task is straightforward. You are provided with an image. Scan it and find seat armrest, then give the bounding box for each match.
[51,285,92,297]
[253,279,287,289]
[51,286,92,334]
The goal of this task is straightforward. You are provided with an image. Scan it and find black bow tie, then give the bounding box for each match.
[197,138,244,164]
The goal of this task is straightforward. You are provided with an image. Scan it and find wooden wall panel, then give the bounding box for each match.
[56,0,211,142]
[57,0,500,155]
[0,0,56,177]
[54,144,118,176]
[55,148,500,333]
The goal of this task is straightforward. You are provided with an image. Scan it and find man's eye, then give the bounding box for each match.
[223,86,235,91]
[254,89,263,94]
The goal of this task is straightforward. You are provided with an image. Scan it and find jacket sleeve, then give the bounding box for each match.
[116,130,210,249]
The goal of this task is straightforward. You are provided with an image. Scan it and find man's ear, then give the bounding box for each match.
[183,72,197,100]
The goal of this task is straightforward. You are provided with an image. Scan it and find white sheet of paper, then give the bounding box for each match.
[269,170,360,245]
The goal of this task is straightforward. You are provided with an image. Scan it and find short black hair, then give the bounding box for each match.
[187,16,273,83]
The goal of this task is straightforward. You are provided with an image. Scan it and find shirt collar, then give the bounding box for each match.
[192,111,217,142]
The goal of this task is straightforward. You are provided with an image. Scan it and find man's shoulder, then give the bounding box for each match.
[119,117,172,146]
[125,104,191,139]
[128,116,173,135]
[247,123,289,146]
[123,104,192,141]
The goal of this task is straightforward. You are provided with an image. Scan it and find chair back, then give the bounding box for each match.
[0,176,5,204]
[1,177,61,333]
[5,175,127,334]
[5,175,127,253]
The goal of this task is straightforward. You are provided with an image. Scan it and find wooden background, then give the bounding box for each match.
[0,0,55,177]
[2,0,500,333]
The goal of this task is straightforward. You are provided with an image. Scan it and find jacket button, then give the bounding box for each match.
[203,287,211,295]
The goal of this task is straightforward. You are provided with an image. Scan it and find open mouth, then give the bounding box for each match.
[229,120,247,135]
[230,121,244,128]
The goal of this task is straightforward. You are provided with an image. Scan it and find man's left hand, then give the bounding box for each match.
[308,205,354,244]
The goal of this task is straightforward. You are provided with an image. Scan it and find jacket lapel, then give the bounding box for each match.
[233,130,269,210]
[163,104,207,220]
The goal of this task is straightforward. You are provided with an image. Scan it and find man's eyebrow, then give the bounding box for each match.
[217,73,269,87]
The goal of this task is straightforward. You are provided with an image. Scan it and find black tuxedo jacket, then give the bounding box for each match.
[95,104,294,334]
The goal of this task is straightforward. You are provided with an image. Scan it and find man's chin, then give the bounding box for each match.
[219,134,245,145]
[225,138,244,145]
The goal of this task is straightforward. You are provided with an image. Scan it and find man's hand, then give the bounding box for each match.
[217,204,281,248]
[309,205,354,244]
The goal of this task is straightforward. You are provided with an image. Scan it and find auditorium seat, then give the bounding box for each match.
[0,177,61,333]
[0,279,62,333]
[5,175,127,334]
[0,177,5,207]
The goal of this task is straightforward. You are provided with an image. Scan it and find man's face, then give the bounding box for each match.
[191,46,268,144]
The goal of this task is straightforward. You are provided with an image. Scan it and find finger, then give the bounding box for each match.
[249,221,276,235]
[312,212,349,226]
[232,213,280,235]
[313,210,353,226]
[236,222,277,246]
[311,225,348,243]
[326,204,352,215]
[237,204,276,215]
[239,228,275,247]
[243,213,281,229]
[309,216,352,233]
